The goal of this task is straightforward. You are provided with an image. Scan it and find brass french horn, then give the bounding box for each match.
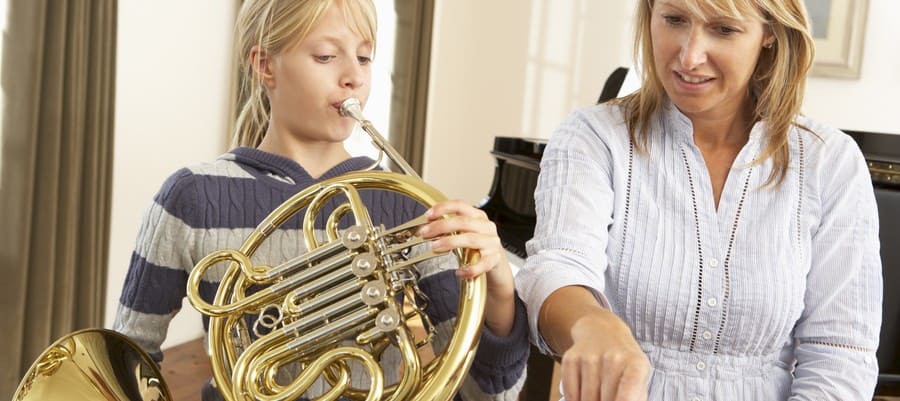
[12,98,486,401]
[12,329,170,401]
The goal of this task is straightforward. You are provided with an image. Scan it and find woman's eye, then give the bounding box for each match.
[315,55,335,63]
[357,56,372,65]
[715,25,739,36]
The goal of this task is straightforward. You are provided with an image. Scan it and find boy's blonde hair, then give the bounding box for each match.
[617,0,815,186]
[233,0,377,148]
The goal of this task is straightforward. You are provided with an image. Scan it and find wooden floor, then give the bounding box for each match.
[163,338,899,401]
[161,338,212,401]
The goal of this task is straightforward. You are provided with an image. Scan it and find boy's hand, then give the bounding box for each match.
[418,200,515,335]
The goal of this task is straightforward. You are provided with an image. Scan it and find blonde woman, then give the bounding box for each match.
[113,1,528,400]
[516,0,881,400]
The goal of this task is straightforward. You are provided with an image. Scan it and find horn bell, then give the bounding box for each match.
[13,329,171,401]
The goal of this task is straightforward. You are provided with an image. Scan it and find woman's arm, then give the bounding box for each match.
[540,286,650,401]
[516,107,650,401]
[789,135,882,400]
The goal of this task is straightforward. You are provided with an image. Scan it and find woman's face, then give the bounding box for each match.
[650,0,773,122]
[264,4,373,145]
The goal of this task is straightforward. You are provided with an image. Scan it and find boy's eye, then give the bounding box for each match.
[315,55,335,63]
[357,56,372,65]
[663,15,686,26]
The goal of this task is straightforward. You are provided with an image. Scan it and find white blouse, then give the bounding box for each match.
[515,102,882,401]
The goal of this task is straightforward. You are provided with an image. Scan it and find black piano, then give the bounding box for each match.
[479,137,546,261]
[478,137,556,401]
[479,132,900,399]
[478,136,554,401]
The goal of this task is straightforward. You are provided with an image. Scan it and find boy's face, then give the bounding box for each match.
[266,4,373,145]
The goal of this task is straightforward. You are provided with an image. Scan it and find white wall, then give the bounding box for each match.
[424,0,638,203]
[424,0,900,204]
[803,0,900,134]
[106,0,238,349]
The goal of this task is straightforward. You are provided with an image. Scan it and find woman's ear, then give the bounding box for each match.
[250,45,276,89]
[762,25,776,49]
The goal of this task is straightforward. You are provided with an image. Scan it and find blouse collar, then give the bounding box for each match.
[660,99,768,147]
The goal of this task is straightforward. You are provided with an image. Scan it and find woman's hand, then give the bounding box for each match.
[418,200,515,335]
[542,287,651,401]
[563,312,651,401]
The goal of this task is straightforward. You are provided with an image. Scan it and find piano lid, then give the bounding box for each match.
[478,137,547,260]
[846,130,900,188]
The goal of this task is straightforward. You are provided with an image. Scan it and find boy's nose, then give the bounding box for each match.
[341,62,365,89]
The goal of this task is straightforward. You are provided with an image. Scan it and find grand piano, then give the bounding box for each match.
[477,136,552,401]
[479,131,900,399]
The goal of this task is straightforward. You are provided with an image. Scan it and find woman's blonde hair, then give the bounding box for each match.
[232,0,377,148]
[616,0,814,186]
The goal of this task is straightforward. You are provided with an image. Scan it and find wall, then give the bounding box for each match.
[803,0,900,134]
[423,0,638,203]
[106,0,238,349]
[424,0,900,204]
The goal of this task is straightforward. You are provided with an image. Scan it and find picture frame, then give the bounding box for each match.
[804,0,869,79]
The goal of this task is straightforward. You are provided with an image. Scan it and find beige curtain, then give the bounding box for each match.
[389,0,434,174]
[0,0,117,399]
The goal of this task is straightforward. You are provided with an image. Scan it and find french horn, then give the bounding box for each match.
[13,98,486,401]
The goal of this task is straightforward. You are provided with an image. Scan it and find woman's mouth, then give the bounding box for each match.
[675,71,714,84]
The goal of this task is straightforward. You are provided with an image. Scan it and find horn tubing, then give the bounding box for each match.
[268,252,356,293]
[302,182,375,251]
[262,239,346,281]
[340,98,421,179]
[286,278,365,316]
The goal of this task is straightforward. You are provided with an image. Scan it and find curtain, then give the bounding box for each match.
[0,0,117,399]
[389,0,434,174]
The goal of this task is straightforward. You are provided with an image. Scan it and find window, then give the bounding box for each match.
[343,0,397,160]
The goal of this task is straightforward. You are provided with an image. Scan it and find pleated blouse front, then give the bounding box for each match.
[515,102,882,401]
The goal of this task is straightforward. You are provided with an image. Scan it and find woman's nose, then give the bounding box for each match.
[679,30,708,70]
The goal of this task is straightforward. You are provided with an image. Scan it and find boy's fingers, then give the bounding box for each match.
[427,200,488,220]
[420,215,496,239]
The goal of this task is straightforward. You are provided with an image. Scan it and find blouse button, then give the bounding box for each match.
[707,297,718,307]
[702,331,713,340]
[696,361,706,371]
[709,258,719,268]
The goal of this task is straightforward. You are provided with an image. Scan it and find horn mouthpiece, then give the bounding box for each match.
[339,98,363,121]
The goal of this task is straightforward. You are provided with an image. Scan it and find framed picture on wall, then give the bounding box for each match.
[804,0,869,79]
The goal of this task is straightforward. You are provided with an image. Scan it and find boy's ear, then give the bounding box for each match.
[250,45,276,89]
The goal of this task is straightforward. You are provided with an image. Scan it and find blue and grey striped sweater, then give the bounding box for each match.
[113,147,528,401]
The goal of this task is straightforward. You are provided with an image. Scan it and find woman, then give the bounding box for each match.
[515,0,881,400]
